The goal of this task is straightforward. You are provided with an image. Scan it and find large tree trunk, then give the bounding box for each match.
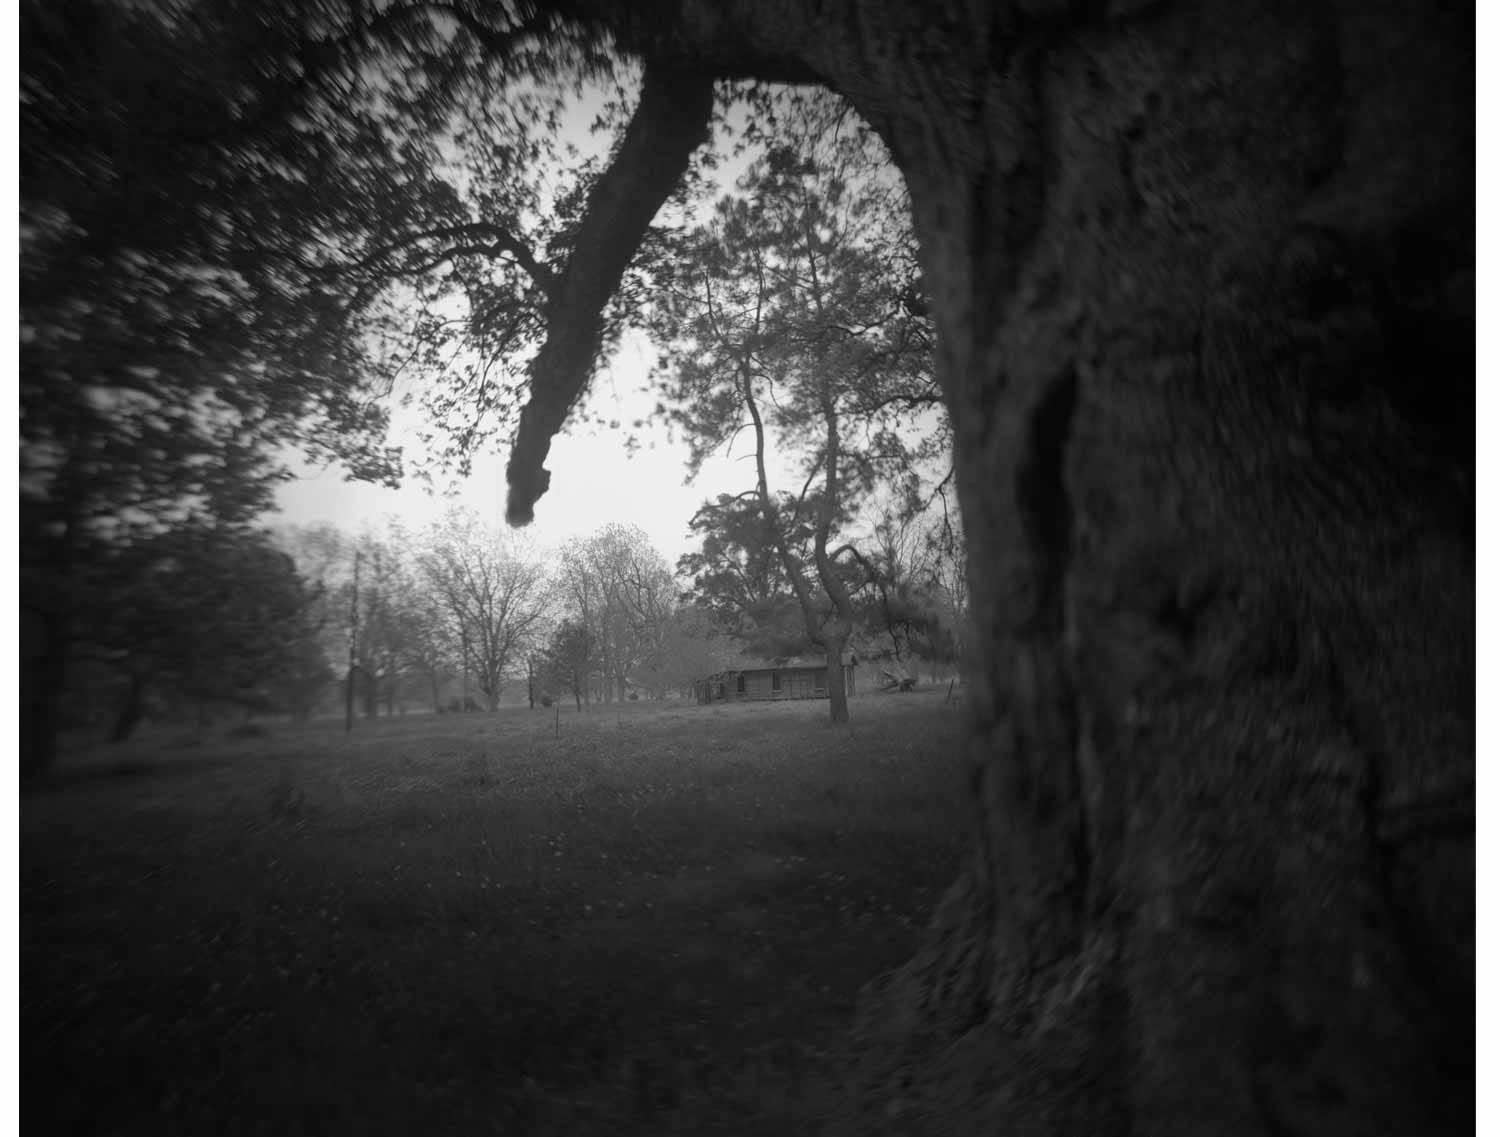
[830,3,1473,1133]
[507,4,1471,1131]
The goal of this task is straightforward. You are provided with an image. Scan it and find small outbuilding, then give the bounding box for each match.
[693,653,856,705]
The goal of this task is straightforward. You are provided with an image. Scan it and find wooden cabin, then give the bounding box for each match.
[693,654,856,705]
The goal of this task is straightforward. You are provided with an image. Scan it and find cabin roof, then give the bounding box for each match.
[748,657,827,672]
[696,652,855,680]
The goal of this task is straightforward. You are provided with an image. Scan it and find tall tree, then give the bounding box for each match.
[654,100,939,722]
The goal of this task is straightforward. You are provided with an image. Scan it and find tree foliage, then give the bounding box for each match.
[651,93,939,489]
[678,491,819,659]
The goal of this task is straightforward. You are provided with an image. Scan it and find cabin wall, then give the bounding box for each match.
[785,669,822,699]
[743,672,776,699]
[693,666,854,704]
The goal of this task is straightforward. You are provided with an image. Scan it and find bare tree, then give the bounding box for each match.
[420,509,549,711]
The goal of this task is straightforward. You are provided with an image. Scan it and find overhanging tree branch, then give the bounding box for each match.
[505,61,716,524]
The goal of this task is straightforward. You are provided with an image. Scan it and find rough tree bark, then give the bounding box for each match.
[507,2,1472,1132]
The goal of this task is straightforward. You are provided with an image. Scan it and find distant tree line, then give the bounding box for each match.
[35,493,968,748]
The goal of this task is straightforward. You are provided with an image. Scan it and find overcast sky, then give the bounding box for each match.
[271,328,772,567]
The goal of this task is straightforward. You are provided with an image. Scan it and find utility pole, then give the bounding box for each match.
[460,625,469,712]
[345,548,361,733]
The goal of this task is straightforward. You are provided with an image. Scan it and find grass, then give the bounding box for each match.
[22,691,972,1136]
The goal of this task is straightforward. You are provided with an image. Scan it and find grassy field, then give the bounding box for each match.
[22,692,972,1136]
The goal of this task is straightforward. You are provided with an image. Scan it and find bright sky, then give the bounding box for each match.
[272,329,765,568]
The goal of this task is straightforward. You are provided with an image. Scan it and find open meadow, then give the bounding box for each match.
[22,692,971,1136]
